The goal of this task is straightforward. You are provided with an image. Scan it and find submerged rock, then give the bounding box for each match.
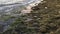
[0,0,43,33]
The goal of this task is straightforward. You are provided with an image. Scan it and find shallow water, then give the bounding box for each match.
[0,0,43,32]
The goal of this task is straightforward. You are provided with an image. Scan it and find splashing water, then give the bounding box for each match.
[0,0,43,14]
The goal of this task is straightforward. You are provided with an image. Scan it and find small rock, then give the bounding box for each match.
[45,7,48,9]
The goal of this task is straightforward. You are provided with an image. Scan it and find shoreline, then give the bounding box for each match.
[21,0,43,14]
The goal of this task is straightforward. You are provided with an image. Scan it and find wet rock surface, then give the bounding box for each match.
[1,0,60,34]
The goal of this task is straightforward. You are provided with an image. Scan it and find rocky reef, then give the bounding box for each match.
[1,0,60,34]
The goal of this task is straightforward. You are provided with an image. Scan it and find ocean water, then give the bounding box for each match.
[0,0,43,32]
[0,0,42,14]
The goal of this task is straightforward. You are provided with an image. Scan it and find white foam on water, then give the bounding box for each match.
[21,0,43,14]
[0,0,43,13]
[0,0,24,4]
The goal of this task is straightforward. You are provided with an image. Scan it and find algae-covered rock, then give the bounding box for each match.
[2,0,60,34]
